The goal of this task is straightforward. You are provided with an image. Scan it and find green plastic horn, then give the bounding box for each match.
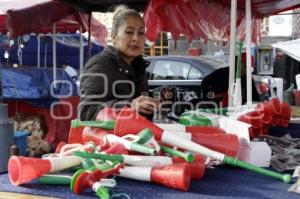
[71,119,115,129]
[73,151,124,162]
[161,145,195,163]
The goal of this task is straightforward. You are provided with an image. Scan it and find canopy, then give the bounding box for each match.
[0,0,80,38]
[0,0,107,45]
[61,0,300,15]
[215,0,300,17]
[60,0,148,12]
[2,0,300,42]
[143,0,300,43]
[272,39,300,62]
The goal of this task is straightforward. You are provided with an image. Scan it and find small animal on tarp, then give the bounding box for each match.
[13,112,51,157]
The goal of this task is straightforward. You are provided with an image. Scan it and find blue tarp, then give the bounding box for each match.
[1,66,78,106]
[0,34,103,69]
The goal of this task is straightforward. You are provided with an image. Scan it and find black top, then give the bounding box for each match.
[79,46,149,121]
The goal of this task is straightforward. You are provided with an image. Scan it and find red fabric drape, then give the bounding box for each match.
[7,96,80,147]
[144,0,263,43]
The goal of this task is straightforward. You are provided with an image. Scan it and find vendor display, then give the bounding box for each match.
[6,102,295,198]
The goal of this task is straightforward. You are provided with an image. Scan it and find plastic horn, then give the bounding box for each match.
[161,130,291,183]
[8,156,82,186]
[73,151,124,162]
[74,151,182,167]
[71,164,121,198]
[71,119,115,130]
[94,179,116,199]
[38,174,72,185]
[71,169,111,199]
[106,134,155,155]
[161,145,194,163]
[172,154,206,180]
[118,163,190,191]
[123,154,205,179]
[58,142,96,156]
[80,158,118,170]
[136,128,161,152]
[114,108,292,183]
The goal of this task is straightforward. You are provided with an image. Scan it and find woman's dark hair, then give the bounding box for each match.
[111,5,144,34]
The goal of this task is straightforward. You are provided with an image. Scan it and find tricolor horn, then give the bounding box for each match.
[8,156,81,186]
[118,163,190,191]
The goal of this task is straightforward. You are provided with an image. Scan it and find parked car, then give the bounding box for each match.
[144,55,230,116]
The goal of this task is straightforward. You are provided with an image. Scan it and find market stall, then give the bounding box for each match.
[1,1,300,199]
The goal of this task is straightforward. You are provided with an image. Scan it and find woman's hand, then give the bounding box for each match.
[131,96,160,115]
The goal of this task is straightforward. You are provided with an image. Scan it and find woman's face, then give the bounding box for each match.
[112,16,145,64]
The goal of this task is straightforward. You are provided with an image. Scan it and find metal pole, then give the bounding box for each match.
[228,0,237,107]
[246,0,252,105]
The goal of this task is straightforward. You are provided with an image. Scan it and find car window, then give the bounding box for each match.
[188,67,202,79]
[152,60,191,80]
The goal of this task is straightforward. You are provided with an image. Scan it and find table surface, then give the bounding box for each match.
[0,165,299,199]
[0,123,299,199]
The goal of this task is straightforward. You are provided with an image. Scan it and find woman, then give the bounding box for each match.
[79,6,159,121]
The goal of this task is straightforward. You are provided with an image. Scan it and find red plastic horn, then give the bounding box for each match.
[82,127,112,147]
[255,103,273,124]
[270,98,281,114]
[114,108,163,140]
[68,126,85,144]
[238,110,263,128]
[172,154,206,180]
[73,169,103,194]
[248,127,263,138]
[191,133,239,157]
[120,163,190,191]
[8,156,81,186]
[150,163,190,191]
[186,126,226,135]
[73,163,123,194]
[271,102,291,127]
[104,143,129,155]
[55,141,67,154]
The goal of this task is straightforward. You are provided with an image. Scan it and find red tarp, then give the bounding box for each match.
[0,0,108,45]
[144,0,300,43]
[0,0,79,37]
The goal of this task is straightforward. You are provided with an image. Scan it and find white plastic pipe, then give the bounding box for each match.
[123,155,173,167]
[246,0,252,105]
[228,0,237,107]
[119,166,152,181]
[106,134,133,150]
[47,156,82,172]
[161,131,225,161]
